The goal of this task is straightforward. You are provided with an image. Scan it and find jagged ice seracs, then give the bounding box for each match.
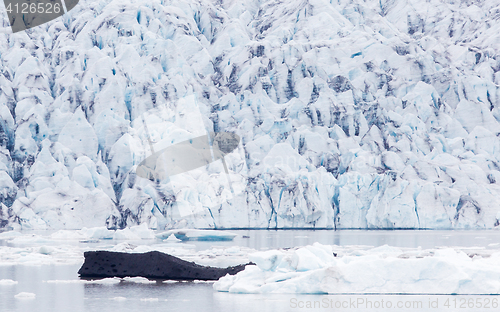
[0,0,500,230]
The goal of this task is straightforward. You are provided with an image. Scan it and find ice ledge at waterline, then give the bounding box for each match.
[2,0,500,229]
[214,243,500,294]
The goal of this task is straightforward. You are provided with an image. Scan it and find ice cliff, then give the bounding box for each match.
[1,0,500,229]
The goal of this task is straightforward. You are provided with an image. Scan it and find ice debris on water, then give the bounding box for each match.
[0,279,18,285]
[14,292,36,299]
[214,243,500,294]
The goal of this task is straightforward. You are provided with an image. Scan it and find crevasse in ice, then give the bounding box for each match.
[1,0,500,229]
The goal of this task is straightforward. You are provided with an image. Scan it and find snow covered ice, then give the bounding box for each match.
[1,0,500,230]
[214,242,500,294]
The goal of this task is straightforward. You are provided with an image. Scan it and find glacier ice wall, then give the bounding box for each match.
[1,0,500,229]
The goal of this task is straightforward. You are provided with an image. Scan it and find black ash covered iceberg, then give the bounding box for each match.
[78,250,249,280]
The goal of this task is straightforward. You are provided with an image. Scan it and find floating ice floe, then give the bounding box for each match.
[193,280,215,283]
[0,279,18,285]
[79,227,115,240]
[6,234,52,245]
[164,234,182,242]
[3,224,154,244]
[45,277,157,285]
[0,244,84,266]
[122,277,156,284]
[38,246,56,255]
[113,223,155,240]
[156,229,238,241]
[110,297,127,301]
[14,292,36,300]
[44,280,88,284]
[45,278,122,285]
[0,231,22,239]
[214,243,500,294]
[85,278,122,285]
[0,229,253,267]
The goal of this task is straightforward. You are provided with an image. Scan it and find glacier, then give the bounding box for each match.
[0,0,500,229]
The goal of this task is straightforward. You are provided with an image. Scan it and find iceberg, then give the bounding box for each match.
[214,243,500,294]
[156,229,238,241]
[78,250,249,280]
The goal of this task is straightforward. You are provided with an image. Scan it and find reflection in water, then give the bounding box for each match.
[205,229,500,251]
[0,265,84,312]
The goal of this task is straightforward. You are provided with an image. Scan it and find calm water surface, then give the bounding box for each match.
[1,230,500,312]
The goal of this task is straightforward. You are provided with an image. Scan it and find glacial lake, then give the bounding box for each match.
[1,229,500,312]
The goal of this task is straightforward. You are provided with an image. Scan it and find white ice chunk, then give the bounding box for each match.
[129,223,155,239]
[122,277,156,284]
[110,297,127,301]
[113,228,141,240]
[215,243,500,294]
[14,292,36,299]
[248,250,284,271]
[0,279,18,285]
